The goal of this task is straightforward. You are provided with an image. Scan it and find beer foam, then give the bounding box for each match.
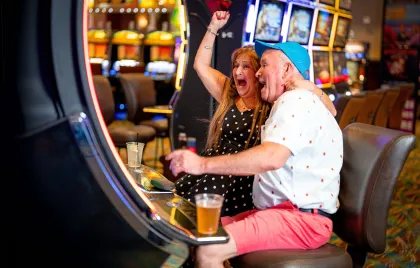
[196,199,222,208]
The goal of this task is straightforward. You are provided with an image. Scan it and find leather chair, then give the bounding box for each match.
[119,73,170,168]
[338,95,365,130]
[373,89,400,128]
[356,90,385,125]
[333,94,350,123]
[388,84,414,130]
[230,123,416,268]
[92,75,156,151]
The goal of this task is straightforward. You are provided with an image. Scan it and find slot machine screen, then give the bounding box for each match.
[254,0,286,43]
[319,0,336,7]
[347,60,359,82]
[332,51,348,83]
[339,0,351,10]
[333,16,351,48]
[286,4,314,45]
[313,50,331,85]
[313,10,334,46]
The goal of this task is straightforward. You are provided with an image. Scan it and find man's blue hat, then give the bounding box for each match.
[255,40,311,79]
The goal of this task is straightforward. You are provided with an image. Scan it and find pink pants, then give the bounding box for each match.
[221,201,333,255]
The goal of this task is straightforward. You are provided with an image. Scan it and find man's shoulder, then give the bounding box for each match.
[277,89,315,102]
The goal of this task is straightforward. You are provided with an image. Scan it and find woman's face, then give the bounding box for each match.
[232,54,259,98]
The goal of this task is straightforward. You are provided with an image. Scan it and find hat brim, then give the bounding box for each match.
[255,40,281,58]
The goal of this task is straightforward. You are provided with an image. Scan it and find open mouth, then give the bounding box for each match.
[237,79,247,87]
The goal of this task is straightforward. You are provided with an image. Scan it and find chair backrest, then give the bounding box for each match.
[356,91,385,125]
[119,73,156,123]
[92,75,115,125]
[334,123,416,254]
[373,89,399,127]
[338,95,365,130]
[388,84,414,130]
[333,94,350,123]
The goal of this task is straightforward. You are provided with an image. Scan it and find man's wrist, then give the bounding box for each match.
[200,157,209,174]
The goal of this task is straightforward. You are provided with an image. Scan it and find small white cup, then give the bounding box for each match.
[126,142,145,168]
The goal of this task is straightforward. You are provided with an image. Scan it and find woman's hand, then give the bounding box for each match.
[209,11,230,32]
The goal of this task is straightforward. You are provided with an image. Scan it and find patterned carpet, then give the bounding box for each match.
[116,120,420,267]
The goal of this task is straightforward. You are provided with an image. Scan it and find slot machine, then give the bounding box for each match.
[331,13,352,95]
[345,40,368,94]
[170,0,250,153]
[9,1,230,267]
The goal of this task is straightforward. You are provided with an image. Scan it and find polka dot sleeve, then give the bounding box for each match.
[262,90,315,155]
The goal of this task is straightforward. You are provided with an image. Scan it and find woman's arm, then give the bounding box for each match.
[194,11,230,102]
[295,80,337,116]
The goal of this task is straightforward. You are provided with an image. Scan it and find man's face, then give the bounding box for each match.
[255,50,287,103]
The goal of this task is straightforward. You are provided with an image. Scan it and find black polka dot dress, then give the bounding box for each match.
[175,105,267,217]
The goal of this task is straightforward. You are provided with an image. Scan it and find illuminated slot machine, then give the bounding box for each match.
[332,51,351,95]
[110,24,144,76]
[250,0,286,45]
[310,6,334,89]
[88,27,111,76]
[143,30,177,81]
[284,2,315,49]
[345,40,368,93]
[312,50,333,88]
[332,13,352,94]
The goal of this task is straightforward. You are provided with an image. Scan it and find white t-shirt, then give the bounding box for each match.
[252,90,343,214]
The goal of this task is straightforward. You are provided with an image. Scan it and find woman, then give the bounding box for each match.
[175,11,336,217]
[175,11,270,217]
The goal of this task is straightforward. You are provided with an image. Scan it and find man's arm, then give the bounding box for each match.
[166,142,291,177]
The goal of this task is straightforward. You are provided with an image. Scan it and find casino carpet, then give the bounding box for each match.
[113,120,420,267]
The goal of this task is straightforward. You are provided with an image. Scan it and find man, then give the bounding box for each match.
[166,41,343,268]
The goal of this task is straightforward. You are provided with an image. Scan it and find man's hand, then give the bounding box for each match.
[165,150,206,177]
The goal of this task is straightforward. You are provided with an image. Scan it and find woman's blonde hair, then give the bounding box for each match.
[205,46,271,150]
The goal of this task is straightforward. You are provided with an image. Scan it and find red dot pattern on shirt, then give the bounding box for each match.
[270,93,341,210]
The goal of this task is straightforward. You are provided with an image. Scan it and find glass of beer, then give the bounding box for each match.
[195,193,224,235]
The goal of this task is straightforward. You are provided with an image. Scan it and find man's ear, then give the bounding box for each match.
[282,62,293,80]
